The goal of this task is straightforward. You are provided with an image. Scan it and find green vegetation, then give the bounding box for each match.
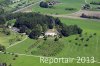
[0,28,25,47]
[3,13,82,39]
[0,0,39,14]
[0,18,99,66]
[32,0,85,14]
[86,0,100,11]
[0,0,100,66]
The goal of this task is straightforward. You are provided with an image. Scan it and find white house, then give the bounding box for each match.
[45,29,58,36]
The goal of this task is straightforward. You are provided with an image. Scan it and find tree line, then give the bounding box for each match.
[81,13,100,19]
[90,1,100,5]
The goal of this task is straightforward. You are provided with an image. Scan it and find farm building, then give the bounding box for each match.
[45,29,59,36]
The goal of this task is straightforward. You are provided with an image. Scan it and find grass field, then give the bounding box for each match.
[0,0,100,66]
[0,18,98,66]
[0,28,26,48]
[32,0,85,14]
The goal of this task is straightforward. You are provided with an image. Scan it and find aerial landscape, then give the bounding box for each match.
[0,0,100,66]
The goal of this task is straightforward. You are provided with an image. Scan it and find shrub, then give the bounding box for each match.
[86,38,89,41]
[44,36,47,41]
[15,54,18,57]
[84,44,88,47]
[93,33,97,35]
[39,1,49,8]
[80,38,84,41]
[54,37,59,41]
[75,37,78,40]
[69,40,72,43]
[13,58,16,60]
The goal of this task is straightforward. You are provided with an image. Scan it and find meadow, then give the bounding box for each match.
[1,18,99,66]
[32,0,85,14]
[0,0,100,66]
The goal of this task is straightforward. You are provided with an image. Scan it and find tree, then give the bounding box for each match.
[29,28,41,39]
[48,24,53,29]
[55,18,62,26]
[2,28,11,35]
[0,44,5,51]
[0,16,6,25]
[42,24,48,32]
[39,1,49,8]
[44,36,47,40]
[83,4,91,10]
[0,7,4,15]
[19,25,28,33]
[54,37,59,41]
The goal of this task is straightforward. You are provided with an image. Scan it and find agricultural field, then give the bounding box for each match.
[0,0,100,66]
[32,0,85,14]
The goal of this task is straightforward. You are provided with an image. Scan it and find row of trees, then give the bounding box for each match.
[60,24,82,37]
[90,1,100,5]
[81,13,100,19]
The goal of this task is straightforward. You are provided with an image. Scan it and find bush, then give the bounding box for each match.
[65,8,76,11]
[93,33,97,35]
[54,37,59,41]
[89,35,92,38]
[75,37,78,40]
[80,38,84,41]
[13,58,16,60]
[39,1,49,8]
[75,43,78,45]
[86,38,89,41]
[44,36,47,40]
[84,44,88,47]
[0,44,5,52]
[69,40,72,43]
[15,54,18,57]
